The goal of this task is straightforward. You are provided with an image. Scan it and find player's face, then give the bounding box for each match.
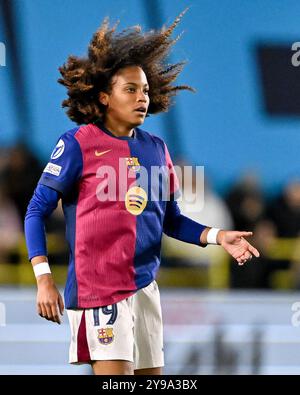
[99,65,150,128]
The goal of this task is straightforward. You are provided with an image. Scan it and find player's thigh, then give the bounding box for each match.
[92,360,134,375]
[133,281,164,371]
[134,367,162,375]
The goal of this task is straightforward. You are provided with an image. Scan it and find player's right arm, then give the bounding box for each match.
[24,130,83,324]
[32,255,64,324]
[25,184,65,324]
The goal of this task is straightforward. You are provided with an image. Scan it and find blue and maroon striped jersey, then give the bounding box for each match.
[30,122,206,309]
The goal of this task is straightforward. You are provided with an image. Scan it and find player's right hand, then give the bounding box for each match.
[36,274,64,324]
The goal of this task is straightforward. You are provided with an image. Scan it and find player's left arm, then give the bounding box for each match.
[163,200,260,265]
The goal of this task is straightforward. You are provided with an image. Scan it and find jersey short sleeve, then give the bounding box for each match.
[38,129,83,196]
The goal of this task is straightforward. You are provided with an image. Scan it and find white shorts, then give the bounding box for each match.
[67,281,164,370]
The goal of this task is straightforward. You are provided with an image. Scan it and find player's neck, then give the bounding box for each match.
[103,118,134,138]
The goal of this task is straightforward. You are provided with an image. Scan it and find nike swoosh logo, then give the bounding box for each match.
[95,149,112,157]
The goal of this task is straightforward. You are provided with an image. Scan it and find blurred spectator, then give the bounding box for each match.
[225,172,265,231]
[0,180,22,263]
[226,173,296,288]
[230,219,282,288]
[162,162,233,267]
[268,179,300,237]
[290,238,300,289]
[263,179,300,288]
[0,147,9,174]
[2,143,43,221]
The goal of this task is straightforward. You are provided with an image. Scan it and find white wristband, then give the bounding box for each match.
[33,262,51,278]
[206,228,221,245]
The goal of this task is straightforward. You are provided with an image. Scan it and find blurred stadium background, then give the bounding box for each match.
[1,0,300,375]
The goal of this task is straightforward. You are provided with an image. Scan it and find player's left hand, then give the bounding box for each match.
[217,231,260,265]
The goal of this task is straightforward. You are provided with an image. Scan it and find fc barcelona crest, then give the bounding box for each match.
[126,157,140,172]
[98,327,114,345]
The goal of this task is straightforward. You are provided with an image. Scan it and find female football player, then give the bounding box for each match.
[25,11,259,375]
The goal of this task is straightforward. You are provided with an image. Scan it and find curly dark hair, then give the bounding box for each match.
[58,9,194,125]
